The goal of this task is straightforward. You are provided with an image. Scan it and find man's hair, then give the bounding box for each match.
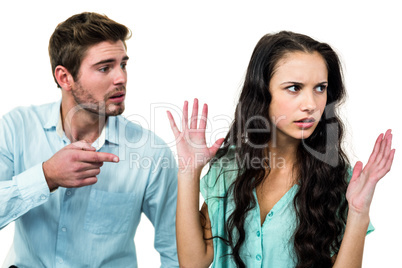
[48,12,131,88]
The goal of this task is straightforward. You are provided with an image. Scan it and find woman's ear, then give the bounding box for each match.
[54,66,74,91]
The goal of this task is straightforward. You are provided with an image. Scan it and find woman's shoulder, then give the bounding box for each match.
[200,146,239,198]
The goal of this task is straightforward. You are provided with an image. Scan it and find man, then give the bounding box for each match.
[0,12,178,267]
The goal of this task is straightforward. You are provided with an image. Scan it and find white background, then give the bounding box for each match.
[0,0,400,267]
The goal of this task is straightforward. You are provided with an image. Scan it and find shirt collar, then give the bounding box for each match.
[43,100,62,130]
[105,116,119,145]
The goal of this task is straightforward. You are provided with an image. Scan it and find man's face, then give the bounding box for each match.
[71,40,128,116]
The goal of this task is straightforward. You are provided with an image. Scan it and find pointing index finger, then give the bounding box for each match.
[80,151,119,163]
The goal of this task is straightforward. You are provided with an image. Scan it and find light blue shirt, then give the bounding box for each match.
[0,101,179,267]
[200,149,374,267]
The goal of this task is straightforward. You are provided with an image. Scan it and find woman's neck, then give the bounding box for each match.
[267,137,299,170]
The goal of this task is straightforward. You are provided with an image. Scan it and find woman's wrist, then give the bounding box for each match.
[178,167,203,179]
[178,163,204,174]
[346,209,370,228]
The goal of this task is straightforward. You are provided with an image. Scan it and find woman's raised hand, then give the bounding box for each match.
[346,129,395,216]
[167,99,224,173]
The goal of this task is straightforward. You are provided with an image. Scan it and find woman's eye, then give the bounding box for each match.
[287,85,299,92]
[315,85,327,93]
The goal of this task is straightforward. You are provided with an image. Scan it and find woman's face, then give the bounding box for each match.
[268,51,328,144]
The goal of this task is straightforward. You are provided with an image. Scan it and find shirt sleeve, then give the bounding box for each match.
[200,163,224,214]
[141,146,179,268]
[367,221,375,235]
[200,157,237,217]
[0,113,50,230]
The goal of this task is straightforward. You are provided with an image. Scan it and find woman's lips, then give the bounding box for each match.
[294,117,315,128]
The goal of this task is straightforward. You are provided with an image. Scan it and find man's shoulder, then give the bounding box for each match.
[6,101,57,113]
[1,101,59,127]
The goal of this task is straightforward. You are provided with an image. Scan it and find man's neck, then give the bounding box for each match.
[61,101,107,144]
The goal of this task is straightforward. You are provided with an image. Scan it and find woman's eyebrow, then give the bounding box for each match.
[280,81,303,86]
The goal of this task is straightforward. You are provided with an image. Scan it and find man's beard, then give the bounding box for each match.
[72,83,126,117]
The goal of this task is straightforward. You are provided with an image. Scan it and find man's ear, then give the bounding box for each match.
[54,66,74,91]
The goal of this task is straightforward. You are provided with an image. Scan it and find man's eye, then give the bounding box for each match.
[121,62,127,70]
[99,66,109,72]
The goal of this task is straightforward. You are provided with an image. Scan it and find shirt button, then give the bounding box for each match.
[57,257,63,264]
[40,194,46,200]
[66,190,72,196]
[256,254,262,261]
[256,231,261,237]
[61,227,67,232]
[268,211,274,217]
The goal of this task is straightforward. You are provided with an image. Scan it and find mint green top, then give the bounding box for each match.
[200,155,374,267]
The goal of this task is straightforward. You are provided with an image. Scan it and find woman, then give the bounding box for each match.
[167,31,395,267]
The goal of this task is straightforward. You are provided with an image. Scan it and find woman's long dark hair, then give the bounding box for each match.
[210,31,349,267]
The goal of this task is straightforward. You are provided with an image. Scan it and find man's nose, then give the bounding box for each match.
[113,67,126,85]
